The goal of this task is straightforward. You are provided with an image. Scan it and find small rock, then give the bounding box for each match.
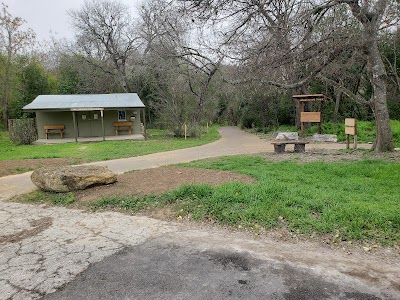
[275,132,298,141]
[311,134,338,143]
[31,166,117,192]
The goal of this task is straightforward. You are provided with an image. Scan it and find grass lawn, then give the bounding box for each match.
[173,157,400,245]
[23,155,400,246]
[0,126,220,161]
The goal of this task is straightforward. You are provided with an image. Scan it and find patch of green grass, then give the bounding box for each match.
[183,157,400,244]
[90,156,400,245]
[90,183,214,212]
[145,128,175,139]
[15,167,33,173]
[0,126,220,161]
[16,190,75,205]
[391,120,400,147]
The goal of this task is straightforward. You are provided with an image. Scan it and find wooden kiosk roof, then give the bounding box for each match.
[292,94,332,102]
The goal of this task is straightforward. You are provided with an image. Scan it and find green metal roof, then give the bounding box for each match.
[23,93,145,111]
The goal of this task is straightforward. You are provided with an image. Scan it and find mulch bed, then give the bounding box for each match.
[74,166,257,203]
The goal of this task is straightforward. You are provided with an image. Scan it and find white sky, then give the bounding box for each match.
[3,0,143,42]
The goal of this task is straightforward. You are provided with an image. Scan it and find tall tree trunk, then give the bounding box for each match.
[369,40,394,151]
[333,87,341,123]
[1,89,9,130]
[346,0,394,152]
[2,34,12,130]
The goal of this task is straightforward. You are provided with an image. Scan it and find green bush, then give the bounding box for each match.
[8,118,37,145]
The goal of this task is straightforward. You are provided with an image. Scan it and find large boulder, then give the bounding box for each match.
[311,134,338,143]
[31,166,117,192]
[275,132,299,141]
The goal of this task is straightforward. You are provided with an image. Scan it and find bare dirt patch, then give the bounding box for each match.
[260,148,400,163]
[74,166,257,203]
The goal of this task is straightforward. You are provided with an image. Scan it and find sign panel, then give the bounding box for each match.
[345,127,356,135]
[301,112,321,123]
[345,118,356,127]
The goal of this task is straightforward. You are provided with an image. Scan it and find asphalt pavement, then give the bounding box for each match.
[42,237,393,300]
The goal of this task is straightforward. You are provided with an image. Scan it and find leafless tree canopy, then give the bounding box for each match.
[1,0,400,150]
[69,0,141,92]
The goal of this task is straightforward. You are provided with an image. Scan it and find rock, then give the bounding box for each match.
[311,134,338,143]
[31,166,117,192]
[275,132,298,141]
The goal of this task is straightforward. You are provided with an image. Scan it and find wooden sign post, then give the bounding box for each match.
[345,118,357,149]
[293,94,331,137]
[300,112,321,136]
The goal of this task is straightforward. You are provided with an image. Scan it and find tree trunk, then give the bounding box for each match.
[346,0,393,152]
[368,40,394,152]
[2,34,12,130]
[369,43,394,151]
[1,91,9,130]
[333,87,341,123]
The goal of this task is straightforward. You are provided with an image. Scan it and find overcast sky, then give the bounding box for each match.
[4,0,143,42]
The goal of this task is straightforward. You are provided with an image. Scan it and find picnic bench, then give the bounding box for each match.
[271,141,309,153]
[44,124,64,139]
[112,121,133,136]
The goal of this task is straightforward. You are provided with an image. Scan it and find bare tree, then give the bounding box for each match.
[69,0,140,92]
[139,0,224,135]
[315,0,399,151]
[0,3,35,129]
[182,0,399,151]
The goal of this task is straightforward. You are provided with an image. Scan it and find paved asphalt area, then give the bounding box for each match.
[1,127,397,300]
[42,237,392,300]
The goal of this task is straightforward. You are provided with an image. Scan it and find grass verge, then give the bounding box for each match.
[17,190,75,205]
[0,126,220,161]
[17,156,400,246]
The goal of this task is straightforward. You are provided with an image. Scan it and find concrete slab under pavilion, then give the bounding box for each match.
[33,134,145,144]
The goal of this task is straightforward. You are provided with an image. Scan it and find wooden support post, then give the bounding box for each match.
[300,102,305,137]
[318,101,322,134]
[273,144,286,153]
[101,110,105,141]
[294,143,306,153]
[72,111,78,142]
[346,134,350,149]
[354,135,357,149]
[142,108,147,140]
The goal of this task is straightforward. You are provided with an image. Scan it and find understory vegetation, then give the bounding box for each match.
[19,156,400,246]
